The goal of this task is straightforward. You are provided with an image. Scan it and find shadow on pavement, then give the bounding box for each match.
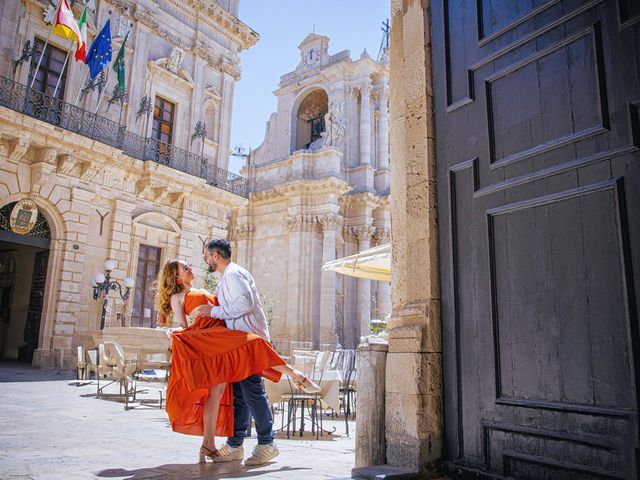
[0,360,75,382]
[97,462,311,479]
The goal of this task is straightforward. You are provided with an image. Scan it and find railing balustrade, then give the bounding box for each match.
[0,76,248,198]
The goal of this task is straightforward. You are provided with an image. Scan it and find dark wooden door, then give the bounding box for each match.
[433,1,640,478]
[19,250,48,363]
[131,245,161,327]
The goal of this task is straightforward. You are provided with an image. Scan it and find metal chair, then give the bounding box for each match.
[281,350,334,439]
[339,349,357,436]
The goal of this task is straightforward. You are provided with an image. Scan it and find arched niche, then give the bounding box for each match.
[291,88,328,152]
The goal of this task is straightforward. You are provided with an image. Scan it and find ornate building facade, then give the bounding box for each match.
[0,0,255,368]
[233,34,391,351]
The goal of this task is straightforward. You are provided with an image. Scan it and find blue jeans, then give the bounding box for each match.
[227,374,274,447]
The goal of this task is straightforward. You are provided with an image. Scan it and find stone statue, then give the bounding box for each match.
[166,47,184,74]
[326,101,346,146]
[308,101,346,150]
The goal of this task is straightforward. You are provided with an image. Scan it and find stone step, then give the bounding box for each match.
[349,465,422,479]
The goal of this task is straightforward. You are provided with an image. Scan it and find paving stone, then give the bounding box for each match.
[0,362,356,479]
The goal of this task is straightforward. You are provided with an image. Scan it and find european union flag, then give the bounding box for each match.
[86,18,112,79]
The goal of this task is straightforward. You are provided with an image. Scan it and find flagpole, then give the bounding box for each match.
[44,48,71,121]
[51,50,71,100]
[94,67,111,115]
[29,1,62,90]
[74,69,89,105]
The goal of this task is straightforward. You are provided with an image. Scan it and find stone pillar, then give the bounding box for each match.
[359,83,372,166]
[375,227,392,318]
[352,225,375,338]
[217,63,239,171]
[285,214,316,352]
[386,0,442,476]
[378,86,389,170]
[46,186,92,369]
[356,339,388,468]
[234,224,254,270]
[105,199,136,328]
[318,213,341,348]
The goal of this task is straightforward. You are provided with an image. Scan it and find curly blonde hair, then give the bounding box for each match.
[155,260,183,326]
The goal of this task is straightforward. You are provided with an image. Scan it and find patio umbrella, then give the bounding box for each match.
[321,243,391,281]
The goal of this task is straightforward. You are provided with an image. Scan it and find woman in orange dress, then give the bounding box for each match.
[156,260,318,462]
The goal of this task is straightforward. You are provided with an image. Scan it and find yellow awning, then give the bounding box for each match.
[321,243,391,281]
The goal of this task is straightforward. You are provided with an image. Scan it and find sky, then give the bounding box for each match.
[228,0,390,174]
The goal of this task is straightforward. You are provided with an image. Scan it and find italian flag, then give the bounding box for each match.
[74,6,88,63]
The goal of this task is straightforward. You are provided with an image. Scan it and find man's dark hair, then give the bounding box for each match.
[206,238,232,259]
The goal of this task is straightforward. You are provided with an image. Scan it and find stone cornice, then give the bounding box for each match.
[341,191,388,209]
[134,5,255,72]
[250,177,351,204]
[182,0,258,52]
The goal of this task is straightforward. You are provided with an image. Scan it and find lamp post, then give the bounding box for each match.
[92,259,135,330]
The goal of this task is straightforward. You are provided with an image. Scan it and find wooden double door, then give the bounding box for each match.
[433,1,640,478]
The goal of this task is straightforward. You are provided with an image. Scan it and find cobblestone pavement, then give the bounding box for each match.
[0,362,356,480]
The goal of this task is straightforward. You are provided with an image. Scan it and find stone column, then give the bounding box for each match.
[234,224,254,269]
[318,213,341,349]
[217,60,240,171]
[355,339,388,468]
[375,227,392,318]
[377,86,389,170]
[284,214,316,352]
[385,0,442,476]
[359,83,372,166]
[352,225,375,338]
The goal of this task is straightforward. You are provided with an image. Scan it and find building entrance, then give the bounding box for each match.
[0,201,51,363]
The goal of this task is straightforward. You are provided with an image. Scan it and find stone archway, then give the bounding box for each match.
[0,200,52,363]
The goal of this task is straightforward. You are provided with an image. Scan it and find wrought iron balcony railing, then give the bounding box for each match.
[0,76,248,198]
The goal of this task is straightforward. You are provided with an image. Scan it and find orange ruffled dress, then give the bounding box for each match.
[166,289,285,437]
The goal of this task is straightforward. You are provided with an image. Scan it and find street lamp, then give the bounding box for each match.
[92,260,135,330]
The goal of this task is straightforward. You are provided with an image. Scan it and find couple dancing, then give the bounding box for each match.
[156,238,319,465]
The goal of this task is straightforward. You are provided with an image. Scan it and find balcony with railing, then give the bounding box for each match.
[0,76,248,198]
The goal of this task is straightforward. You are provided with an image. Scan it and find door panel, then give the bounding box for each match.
[434,0,640,478]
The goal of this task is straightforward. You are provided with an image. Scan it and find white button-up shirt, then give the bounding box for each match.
[210,262,270,341]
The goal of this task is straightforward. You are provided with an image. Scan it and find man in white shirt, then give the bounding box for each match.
[191,238,279,466]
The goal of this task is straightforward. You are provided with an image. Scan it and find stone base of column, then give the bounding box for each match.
[32,347,75,370]
[385,319,443,477]
[356,340,388,468]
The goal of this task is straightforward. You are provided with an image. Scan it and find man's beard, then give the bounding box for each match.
[208,261,216,273]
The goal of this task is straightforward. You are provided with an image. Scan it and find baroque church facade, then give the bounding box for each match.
[236,34,391,351]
